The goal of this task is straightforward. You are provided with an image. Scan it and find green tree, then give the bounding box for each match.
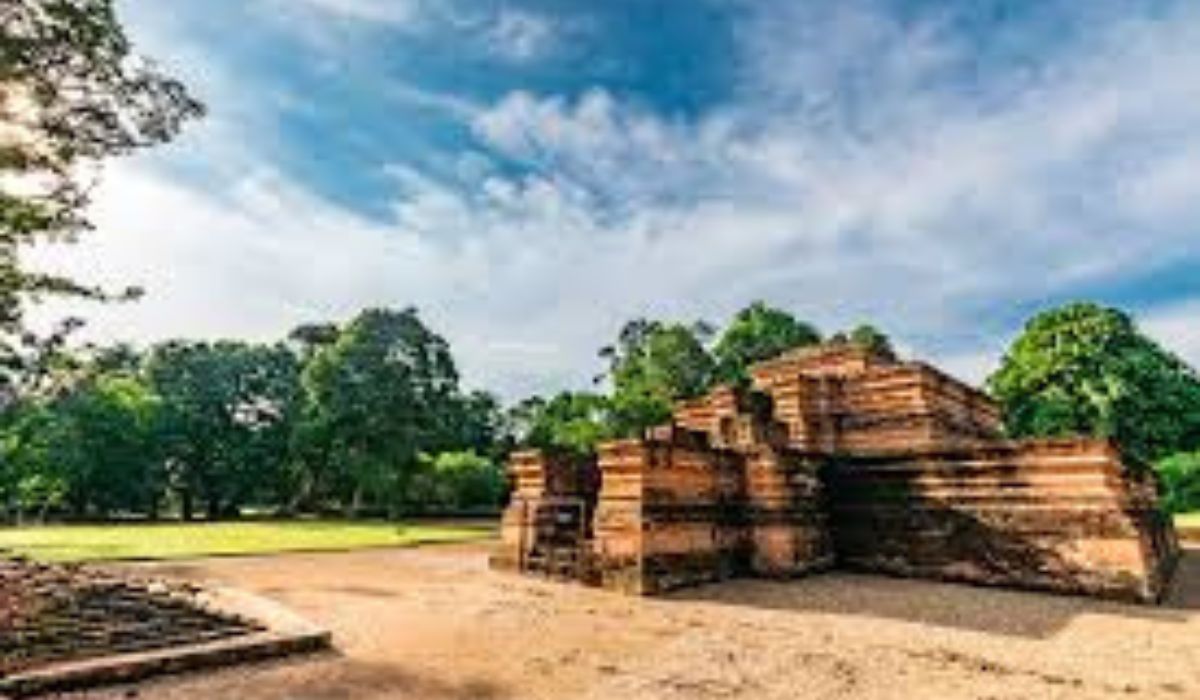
[507,392,613,456]
[1156,451,1200,514]
[299,308,461,515]
[828,324,895,357]
[2,0,202,392]
[408,451,505,512]
[0,402,70,522]
[445,390,502,457]
[848,324,895,357]
[987,302,1200,460]
[53,374,162,517]
[712,301,821,384]
[147,341,299,520]
[287,322,340,361]
[600,319,715,436]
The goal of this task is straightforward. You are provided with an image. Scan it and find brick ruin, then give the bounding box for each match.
[492,344,1181,603]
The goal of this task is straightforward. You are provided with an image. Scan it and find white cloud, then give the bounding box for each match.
[279,0,420,27]
[37,1,1200,401]
[483,10,555,62]
[256,0,560,63]
[464,1,1200,351]
[1143,300,1200,371]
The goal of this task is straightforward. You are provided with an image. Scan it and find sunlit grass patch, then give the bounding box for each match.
[0,520,495,562]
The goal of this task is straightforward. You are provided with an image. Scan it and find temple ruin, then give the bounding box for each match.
[492,344,1180,602]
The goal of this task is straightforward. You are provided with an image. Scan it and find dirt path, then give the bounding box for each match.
[61,544,1200,700]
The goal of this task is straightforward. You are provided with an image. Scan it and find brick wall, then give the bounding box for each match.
[825,439,1180,602]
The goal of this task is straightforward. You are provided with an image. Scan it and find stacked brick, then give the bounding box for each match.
[742,446,831,578]
[592,430,746,594]
[492,342,1179,603]
[827,439,1180,602]
[490,450,598,578]
[751,346,1003,454]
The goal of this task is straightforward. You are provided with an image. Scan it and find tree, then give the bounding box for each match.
[299,308,461,515]
[712,301,821,384]
[1156,451,1200,514]
[987,302,1200,461]
[0,401,70,522]
[507,392,613,456]
[407,451,505,513]
[848,324,894,357]
[45,373,161,518]
[600,319,715,436]
[287,322,340,360]
[1,0,202,392]
[444,389,502,457]
[147,341,299,520]
[828,324,895,357]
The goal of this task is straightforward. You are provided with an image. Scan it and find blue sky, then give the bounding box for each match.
[34,0,1200,399]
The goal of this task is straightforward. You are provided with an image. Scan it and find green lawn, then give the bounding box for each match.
[0,520,496,562]
[1177,513,1200,529]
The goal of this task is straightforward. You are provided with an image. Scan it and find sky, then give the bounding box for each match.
[29,0,1200,400]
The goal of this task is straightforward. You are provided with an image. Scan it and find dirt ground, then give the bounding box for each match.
[58,543,1200,700]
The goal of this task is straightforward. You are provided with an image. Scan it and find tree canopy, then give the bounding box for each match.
[712,301,821,385]
[506,392,612,456]
[600,319,715,436]
[1,0,202,394]
[146,341,299,520]
[828,324,895,357]
[987,302,1200,461]
[297,308,478,515]
[0,306,507,523]
[1156,451,1200,514]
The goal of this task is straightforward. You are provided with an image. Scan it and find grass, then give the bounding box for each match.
[1177,512,1200,529]
[0,520,496,563]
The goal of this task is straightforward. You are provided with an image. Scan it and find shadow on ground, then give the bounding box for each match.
[93,652,512,700]
[668,546,1200,640]
[285,656,510,700]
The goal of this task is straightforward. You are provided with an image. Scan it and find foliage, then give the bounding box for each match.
[988,302,1200,460]
[601,319,715,436]
[1,0,202,393]
[1156,451,1200,514]
[0,305,505,521]
[297,308,467,515]
[408,451,506,512]
[712,301,821,384]
[286,322,340,360]
[48,374,161,517]
[146,341,300,520]
[828,324,895,357]
[847,324,895,357]
[507,392,612,456]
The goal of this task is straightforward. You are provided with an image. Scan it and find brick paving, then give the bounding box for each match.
[0,557,262,678]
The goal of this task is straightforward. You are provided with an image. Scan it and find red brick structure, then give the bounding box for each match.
[493,344,1180,602]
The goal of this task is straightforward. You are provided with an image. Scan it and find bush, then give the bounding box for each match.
[408,451,506,513]
[1156,451,1200,514]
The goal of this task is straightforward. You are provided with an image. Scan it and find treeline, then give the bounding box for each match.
[0,301,889,523]
[0,309,506,522]
[2,300,1200,523]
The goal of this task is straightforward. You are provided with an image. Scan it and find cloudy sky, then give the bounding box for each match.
[31,0,1200,399]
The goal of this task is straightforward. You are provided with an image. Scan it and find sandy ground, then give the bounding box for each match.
[56,543,1200,700]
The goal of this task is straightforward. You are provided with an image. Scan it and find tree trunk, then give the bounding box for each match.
[181,489,194,522]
